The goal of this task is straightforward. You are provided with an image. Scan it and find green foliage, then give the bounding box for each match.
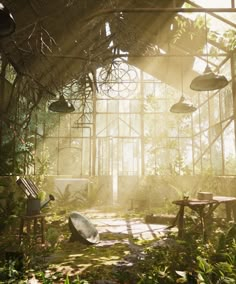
[173,155,191,176]
[223,29,236,50]
[171,12,236,53]
[172,14,206,44]
[0,177,24,233]
[46,227,60,248]
[30,147,52,191]
[53,184,88,212]
[63,274,89,284]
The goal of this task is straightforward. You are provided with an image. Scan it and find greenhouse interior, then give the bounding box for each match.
[0,0,236,283]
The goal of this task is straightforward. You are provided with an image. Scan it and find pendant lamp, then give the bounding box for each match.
[190,64,228,91]
[170,95,197,113]
[0,3,15,37]
[170,60,197,114]
[48,95,75,113]
[190,14,228,92]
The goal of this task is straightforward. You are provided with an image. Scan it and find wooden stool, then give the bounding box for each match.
[19,215,46,244]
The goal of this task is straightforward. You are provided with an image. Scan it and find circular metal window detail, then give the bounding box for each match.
[98,61,138,98]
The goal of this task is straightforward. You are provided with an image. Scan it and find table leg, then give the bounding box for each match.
[19,218,24,243]
[226,203,232,221]
[177,205,185,238]
[232,202,236,221]
[41,217,45,244]
[199,208,207,242]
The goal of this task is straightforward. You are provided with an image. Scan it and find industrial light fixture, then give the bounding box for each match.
[170,60,197,114]
[48,95,75,113]
[190,65,228,91]
[170,95,197,113]
[0,3,16,37]
[190,13,228,91]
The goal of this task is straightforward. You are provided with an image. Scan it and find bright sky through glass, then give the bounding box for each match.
[181,1,235,73]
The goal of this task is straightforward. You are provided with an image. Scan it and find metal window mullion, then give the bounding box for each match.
[92,81,96,176]
[198,93,203,172]
[219,91,225,175]
[57,114,60,175]
[140,71,145,175]
[207,92,213,171]
[191,113,195,175]
[231,53,236,157]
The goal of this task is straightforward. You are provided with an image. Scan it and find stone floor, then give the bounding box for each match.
[78,210,174,242]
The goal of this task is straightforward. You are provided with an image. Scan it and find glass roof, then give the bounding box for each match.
[180,1,236,74]
[190,0,232,8]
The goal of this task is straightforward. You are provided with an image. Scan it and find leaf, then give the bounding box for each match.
[64,274,70,284]
[176,270,187,278]
[197,256,212,274]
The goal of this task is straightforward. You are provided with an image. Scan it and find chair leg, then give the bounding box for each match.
[19,218,24,243]
[19,215,46,244]
[40,217,45,244]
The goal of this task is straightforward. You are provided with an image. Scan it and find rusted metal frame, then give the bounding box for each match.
[96,117,117,136]
[231,53,236,160]
[207,92,213,171]
[184,1,235,68]
[218,83,225,175]
[215,55,232,73]
[36,52,229,61]
[192,115,233,138]
[97,138,101,175]
[33,111,39,175]
[57,114,60,175]
[185,44,230,74]
[198,93,203,171]
[193,117,233,166]
[193,100,201,172]
[119,117,140,136]
[14,6,236,37]
[140,71,145,176]
[84,7,236,23]
[186,0,236,29]
[110,137,113,176]
[193,50,229,71]
[194,78,232,113]
[92,80,97,176]
[191,111,195,175]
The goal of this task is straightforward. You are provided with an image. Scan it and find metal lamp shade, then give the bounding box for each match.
[190,65,228,91]
[68,211,100,244]
[170,96,197,114]
[48,95,75,113]
[0,3,15,37]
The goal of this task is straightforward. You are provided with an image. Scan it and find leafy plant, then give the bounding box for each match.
[53,184,88,212]
[46,227,60,249]
[0,177,24,233]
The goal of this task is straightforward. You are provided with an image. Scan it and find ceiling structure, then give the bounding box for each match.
[0,0,235,108]
[0,0,235,177]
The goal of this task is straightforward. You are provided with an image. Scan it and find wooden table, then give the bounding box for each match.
[171,196,236,240]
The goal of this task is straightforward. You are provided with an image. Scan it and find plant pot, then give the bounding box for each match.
[197,192,213,200]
